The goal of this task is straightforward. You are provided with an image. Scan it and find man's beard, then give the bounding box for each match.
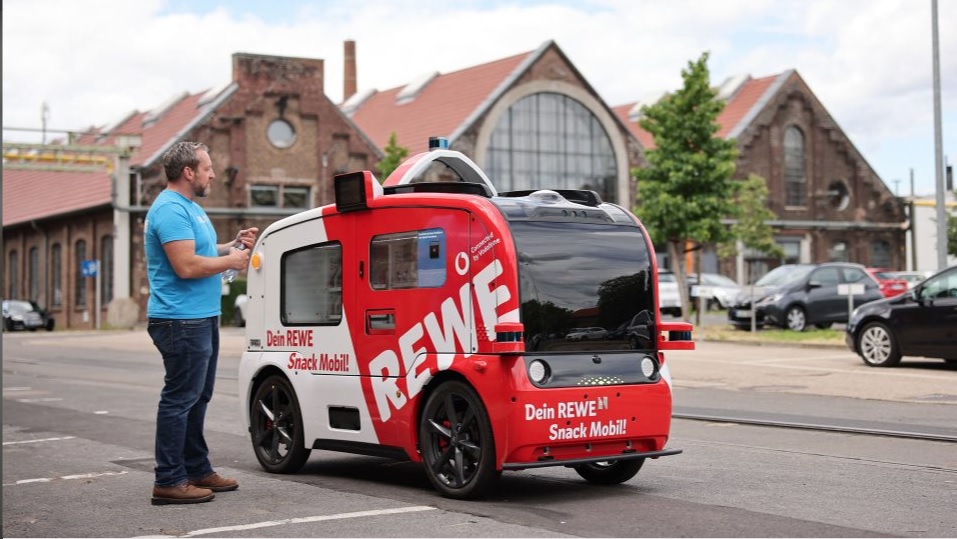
[193,182,210,197]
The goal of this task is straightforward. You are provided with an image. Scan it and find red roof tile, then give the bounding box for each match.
[614,73,783,150]
[2,168,112,226]
[348,51,531,155]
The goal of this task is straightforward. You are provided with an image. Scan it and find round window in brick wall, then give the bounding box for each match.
[267,119,296,149]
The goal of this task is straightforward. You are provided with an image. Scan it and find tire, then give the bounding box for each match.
[45,319,55,331]
[856,322,901,367]
[785,306,807,332]
[419,381,498,499]
[574,459,644,485]
[250,375,310,473]
[814,322,832,330]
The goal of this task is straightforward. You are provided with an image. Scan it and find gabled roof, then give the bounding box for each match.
[612,72,788,150]
[344,46,538,155]
[2,168,112,226]
[75,84,238,168]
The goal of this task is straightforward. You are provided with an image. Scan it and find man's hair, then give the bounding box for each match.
[162,141,209,181]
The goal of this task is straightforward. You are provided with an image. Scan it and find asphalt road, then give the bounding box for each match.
[3,329,956,537]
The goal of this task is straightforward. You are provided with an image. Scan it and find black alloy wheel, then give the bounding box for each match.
[250,375,310,473]
[574,458,645,485]
[419,381,498,499]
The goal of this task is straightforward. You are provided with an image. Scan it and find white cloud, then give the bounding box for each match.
[3,0,954,193]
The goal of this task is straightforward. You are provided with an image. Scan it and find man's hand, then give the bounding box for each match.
[234,227,260,250]
[225,246,250,271]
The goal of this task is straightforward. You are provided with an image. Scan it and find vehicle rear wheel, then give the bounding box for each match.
[785,306,807,331]
[857,322,901,367]
[250,375,310,473]
[233,308,245,328]
[419,381,498,499]
[574,459,644,485]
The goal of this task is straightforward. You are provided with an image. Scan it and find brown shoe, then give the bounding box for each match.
[188,472,238,492]
[151,483,214,505]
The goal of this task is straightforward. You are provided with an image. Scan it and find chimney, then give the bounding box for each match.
[344,40,357,102]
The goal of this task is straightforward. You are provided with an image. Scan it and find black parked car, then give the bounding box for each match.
[3,299,55,331]
[728,263,884,331]
[846,264,957,366]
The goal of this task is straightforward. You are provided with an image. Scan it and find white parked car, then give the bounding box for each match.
[564,327,608,341]
[233,294,248,327]
[688,272,741,310]
[658,271,682,317]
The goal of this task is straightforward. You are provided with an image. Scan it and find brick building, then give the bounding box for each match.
[613,70,907,282]
[3,52,381,329]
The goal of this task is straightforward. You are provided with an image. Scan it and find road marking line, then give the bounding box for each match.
[676,357,953,381]
[180,506,436,537]
[3,470,128,486]
[3,436,76,445]
[15,397,64,403]
[3,387,32,391]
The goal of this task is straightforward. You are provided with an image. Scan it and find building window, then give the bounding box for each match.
[828,240,849,262]
[487,92,617,202]
[783,126,807,207]
[281,242,342,325]
[250,185,310,209]
[370,229,446,290]
[51,243,62,307]
[75,240,87,307]
[870,240,891,268]
[8,250,18,299]
[28,247,39,302]
[267,119,296,149]
[101,236,114,305]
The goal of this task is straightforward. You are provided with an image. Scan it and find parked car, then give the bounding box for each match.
[865,268,909,298]
[728,263,884,331]
[887,270,933,290]
[658,270,682,317]
[564,327,607,341]
[233,294,248,327]
[2,299,55,331]
[687,272,741,310]
[846,265,957,366]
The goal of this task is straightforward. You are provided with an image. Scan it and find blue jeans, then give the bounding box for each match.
[148,316,219,487]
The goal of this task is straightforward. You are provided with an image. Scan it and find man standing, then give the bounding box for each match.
[145,141,258,505]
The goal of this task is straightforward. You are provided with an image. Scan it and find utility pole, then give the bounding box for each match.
[932,0,947,270]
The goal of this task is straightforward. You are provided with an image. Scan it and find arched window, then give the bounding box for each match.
[28,246,39,302]
[8,250,18,299]
[75,240,87,307]
[828,240,849,262]
[101,236,114,305]
[51,243,62,307]
[486,92,617,202]
[783,126,807,207]
[870,240,891,268]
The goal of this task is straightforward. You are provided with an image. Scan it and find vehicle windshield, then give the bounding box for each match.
[3,300,32,315]
[508,221,655,352]
[755,265,813,287]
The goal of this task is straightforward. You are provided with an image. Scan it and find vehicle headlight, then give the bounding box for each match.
[528,360,550,384]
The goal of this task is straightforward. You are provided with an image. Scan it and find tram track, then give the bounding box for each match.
[674,412,957,444]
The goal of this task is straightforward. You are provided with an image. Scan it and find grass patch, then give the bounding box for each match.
[698,324,845,346]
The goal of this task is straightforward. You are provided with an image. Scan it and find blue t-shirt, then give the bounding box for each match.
[145,190,222,318]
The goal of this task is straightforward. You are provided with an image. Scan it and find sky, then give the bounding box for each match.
[3,0,955,196]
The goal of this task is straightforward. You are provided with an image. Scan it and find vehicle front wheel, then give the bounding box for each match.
[419,381,498,499]
[785,306,807,331]
[574,459,644,485]
[250,375,311,473]
[857,322,901,367]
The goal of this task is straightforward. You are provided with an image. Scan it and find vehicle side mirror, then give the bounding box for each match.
[807,280,822,290]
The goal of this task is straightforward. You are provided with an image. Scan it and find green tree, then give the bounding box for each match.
[718,173,785,270]
[374,132,409,181]
[633,52,739,319]
[948,212,957,257]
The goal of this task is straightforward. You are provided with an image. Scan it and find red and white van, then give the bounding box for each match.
[238,139,693,499]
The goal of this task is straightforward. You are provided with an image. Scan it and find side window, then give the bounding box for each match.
[370,228,446,290]
[842,268,869,284]
[812,267,840,286]
[281,242,342,325]
[920,269,957,300]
